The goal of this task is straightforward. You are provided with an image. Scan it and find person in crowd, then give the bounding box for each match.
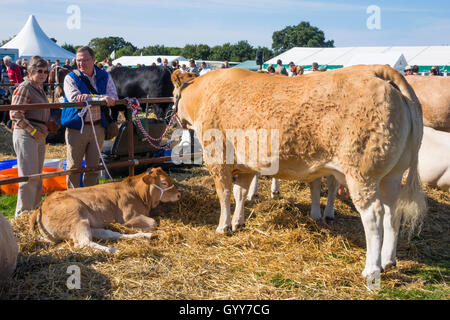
[288,62,297,77]
[312,62,319,72]
[10,56,57,218]
[3,56,23,84]
[180,64,187,73]
[70,58,77,70]
[429,66,440,76]
[62,46,118,189]
[411,65,420,75]
[267,64,276,74]
[199,61,211,76]
[63,58,73,71]
[171,61,178,70]
[189,59,199,75]
[275,59,288,76]
[105,59,114,72]
[15,59,25,79]
[0,59,7,83]
[156,57,162,66]
[296,65,304,75]
[404,65,413,76]
[21,58,28,78]
[163,58,169,68]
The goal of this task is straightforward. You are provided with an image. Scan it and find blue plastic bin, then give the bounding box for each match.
[62,160,86,187]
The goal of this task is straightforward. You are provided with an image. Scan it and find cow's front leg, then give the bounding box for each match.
[324,175,339,220]
[247,174,259,201]
[309,178,322,220]
[232,173,254,231]
[124,215,157,231]
[208,165,233,234]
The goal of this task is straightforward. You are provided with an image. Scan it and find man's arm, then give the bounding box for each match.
[63,75,91,102]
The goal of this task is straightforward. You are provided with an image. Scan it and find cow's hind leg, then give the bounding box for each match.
[71,219,117,253]
[380,174,402,272]
[232,173,254,231]
[91,228,154,241]
[347,179,385,279]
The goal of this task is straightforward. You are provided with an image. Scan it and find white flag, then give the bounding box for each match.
[110,50,115,60]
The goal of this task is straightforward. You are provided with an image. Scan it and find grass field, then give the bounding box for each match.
[0,166,449,300]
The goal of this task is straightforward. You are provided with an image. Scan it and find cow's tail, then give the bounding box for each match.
[29,207,41,233]
[372,65,427,238]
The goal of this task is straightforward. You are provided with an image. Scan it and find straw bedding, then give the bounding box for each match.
[0,166,448,300]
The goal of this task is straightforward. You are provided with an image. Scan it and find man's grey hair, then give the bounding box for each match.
[3,56,12,63]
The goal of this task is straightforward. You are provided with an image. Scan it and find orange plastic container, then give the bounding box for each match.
[0,168,67,195]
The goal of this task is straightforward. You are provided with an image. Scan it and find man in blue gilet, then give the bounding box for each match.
[62,46,118,188]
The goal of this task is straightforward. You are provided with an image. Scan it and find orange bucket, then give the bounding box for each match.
[0,168,67,195]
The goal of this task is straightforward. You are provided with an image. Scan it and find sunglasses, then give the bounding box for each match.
[36,69,49,74]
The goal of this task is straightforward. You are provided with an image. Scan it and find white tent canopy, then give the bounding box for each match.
[346,52,408,71]
[1,15,75,62]
[266,46,450,70]
[112,55,188,67]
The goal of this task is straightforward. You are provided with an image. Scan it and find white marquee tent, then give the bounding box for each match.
[265,46,450,73]
[346,52,408,71]
[1,15,75,62]
[112,55,188,67]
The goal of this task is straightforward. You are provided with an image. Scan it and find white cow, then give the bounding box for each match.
[418,126,450,192]
[0,214,18,285]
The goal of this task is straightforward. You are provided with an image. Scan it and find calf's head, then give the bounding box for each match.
[142,167,181,203]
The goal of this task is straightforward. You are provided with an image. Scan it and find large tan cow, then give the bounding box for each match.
[171,65,427,279]
[406,75,450,132]
[0,213,18,285]
[29,167,181,253]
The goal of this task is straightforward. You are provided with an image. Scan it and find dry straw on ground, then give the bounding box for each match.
[0,166,448,300]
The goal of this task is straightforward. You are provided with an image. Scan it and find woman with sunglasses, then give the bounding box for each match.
[10,55,57,218]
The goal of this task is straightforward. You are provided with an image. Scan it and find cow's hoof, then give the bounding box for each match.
[362,266,381,280]
[310,210,322,221]
[232,223,245,232]
[271,192,282,200]
[324,209,335,220]
[216,225,231,234]
[138,232,154,239]
[382,261,397,272]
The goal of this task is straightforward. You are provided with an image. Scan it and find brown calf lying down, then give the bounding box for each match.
[29,167,181,253]
[0,213,18,285]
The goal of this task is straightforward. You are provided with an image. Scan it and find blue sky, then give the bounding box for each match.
[2,0,450,49]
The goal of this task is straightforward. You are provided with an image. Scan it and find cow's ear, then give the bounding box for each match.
[171,70,183,89]
[143,171,155,185]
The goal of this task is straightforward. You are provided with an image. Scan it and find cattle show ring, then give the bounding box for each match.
[0,12,449,304]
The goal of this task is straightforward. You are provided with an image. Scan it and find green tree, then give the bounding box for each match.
[88,37,136,61]
[230,40,255,62]
[62,43,77,53]
[272,21,334,54]
[1,35,15,46]
[115,45,136,59]
[209,43,233,61]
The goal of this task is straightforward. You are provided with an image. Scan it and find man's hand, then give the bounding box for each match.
[32,129,46,140]
[100,96,115,107]
[75,93,92,102]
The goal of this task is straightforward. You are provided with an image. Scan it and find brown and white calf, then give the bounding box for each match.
[29,167,181,253]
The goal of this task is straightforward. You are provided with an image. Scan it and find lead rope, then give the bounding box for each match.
[78,101,114,181]
[124,97,178,150]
